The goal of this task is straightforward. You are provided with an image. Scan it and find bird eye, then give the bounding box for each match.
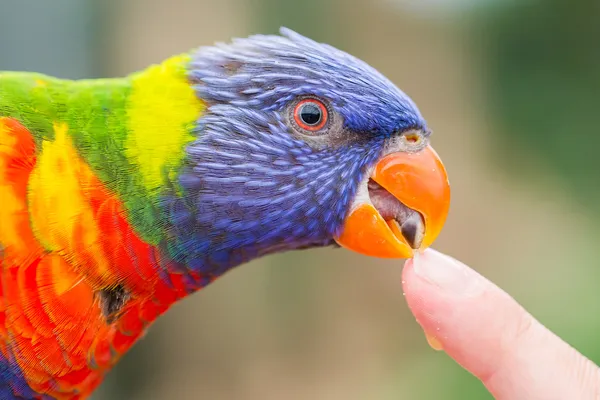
[293,99,328,132]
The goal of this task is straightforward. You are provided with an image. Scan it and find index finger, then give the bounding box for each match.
[402,249,599,399]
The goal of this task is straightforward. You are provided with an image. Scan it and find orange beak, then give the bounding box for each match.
[334,145,450,258]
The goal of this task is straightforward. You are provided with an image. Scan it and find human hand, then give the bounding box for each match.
[402,249,600,399]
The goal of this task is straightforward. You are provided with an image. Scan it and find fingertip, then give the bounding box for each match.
[401,249,600,399]
[402,250,463,352]
[402,249,485,331]
[402,248,514,379]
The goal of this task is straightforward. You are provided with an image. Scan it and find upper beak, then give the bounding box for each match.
[334,145,450,258]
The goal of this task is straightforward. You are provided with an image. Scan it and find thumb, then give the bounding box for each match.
[402,249,599,400]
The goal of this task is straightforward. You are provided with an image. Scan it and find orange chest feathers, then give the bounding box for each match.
[0,117,195,399]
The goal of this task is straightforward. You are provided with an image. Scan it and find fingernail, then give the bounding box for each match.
[412,249,481,295]
[424,331,444,351]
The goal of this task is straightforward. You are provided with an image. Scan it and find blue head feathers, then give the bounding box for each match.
[161,27,429,283]
[190,27,426,135]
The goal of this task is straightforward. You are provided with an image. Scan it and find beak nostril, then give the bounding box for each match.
[404,133,420,143]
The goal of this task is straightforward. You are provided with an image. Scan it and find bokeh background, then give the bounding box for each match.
[1,0,599,398]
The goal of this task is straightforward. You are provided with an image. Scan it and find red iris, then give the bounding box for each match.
[293,99,328,131]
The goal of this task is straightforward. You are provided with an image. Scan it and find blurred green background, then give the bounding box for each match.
[1,0,599,399]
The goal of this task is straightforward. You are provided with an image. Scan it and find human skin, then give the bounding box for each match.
[402,249,600,399]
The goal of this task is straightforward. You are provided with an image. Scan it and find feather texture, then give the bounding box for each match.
[0,28,427,399]
[0,55,206,398]
[0,117,201,398]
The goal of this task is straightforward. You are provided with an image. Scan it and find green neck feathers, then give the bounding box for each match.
[0,53,204,244]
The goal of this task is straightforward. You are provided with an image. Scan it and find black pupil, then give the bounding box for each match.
[299,103,322,126]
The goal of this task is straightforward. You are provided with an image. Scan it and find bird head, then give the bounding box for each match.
[170,28,450,273]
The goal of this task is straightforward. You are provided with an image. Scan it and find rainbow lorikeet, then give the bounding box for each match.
[0,28,451,399]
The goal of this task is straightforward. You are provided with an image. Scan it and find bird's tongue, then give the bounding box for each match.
[334,145,450,259]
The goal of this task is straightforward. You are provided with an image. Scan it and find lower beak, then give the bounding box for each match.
[334,145,450,258]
